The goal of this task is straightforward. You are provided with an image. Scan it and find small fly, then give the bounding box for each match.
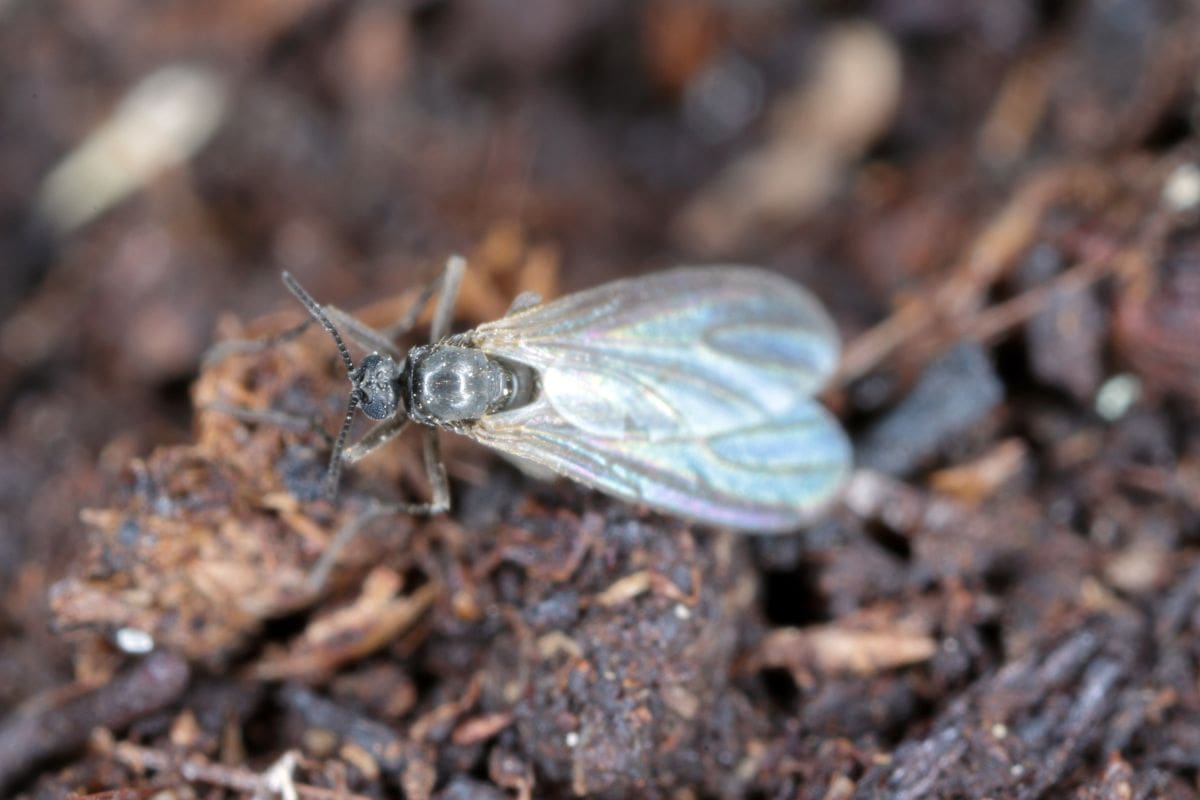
[218,257,851,535]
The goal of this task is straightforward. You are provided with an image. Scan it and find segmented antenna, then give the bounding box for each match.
[281,271,358,498]
[323,392,359,498]
[282,271,355,375]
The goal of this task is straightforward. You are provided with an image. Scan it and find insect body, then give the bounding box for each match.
[278,259,850,532]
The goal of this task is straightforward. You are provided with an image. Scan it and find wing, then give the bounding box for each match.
[462,266,850,531]
[470,266,841,439]
[468,393,850,531]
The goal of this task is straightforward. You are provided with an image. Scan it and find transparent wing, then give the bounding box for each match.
[471,266,841,438]
[463,266,850,531]
[468,393,850,531]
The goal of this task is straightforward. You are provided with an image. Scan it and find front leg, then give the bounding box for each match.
[307,427,450,592]
[200,400,333,446]
[342,414,411,465]
[322,305,404,361]
[201,318,313,368]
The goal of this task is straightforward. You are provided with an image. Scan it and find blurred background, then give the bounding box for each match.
[3,0,1200,796]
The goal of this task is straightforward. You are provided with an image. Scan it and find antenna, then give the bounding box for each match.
[281,271,359,498]
[322,392,358,498]
[282,272,355,375]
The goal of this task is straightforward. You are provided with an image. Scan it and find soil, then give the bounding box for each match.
[2,1,1199,798]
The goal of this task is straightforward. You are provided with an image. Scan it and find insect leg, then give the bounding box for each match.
[306,427,450,592]
[322,393,360,498]
[306,499,402,592]
[378,264,448,340]
[418,427,451,513]
[201,400,333,445]
[429,255,466,342]
[341,414,411,464]
[321,305,404,361]
[504,291,543,316]
[200,318,313,367]
[336,418,448,513]
[342,427,449,511]
[207,258,463,369]
[307,255,466,363]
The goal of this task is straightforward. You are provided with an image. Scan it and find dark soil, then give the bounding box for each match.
[2,1,1200,798]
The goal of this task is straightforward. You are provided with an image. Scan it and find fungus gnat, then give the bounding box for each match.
[218,257,851,534]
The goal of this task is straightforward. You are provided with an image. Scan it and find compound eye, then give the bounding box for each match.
[353,353,399,420]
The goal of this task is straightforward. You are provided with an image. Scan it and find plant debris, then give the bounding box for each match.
[3,1,1200,798]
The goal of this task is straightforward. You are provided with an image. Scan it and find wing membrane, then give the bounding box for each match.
[461,266,850,531]
[471,267,840,438]
[469,395,850,531]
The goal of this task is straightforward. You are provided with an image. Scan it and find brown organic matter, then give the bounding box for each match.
[4,1,1200,798]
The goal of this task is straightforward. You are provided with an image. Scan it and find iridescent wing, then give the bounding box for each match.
[462,266,851,532]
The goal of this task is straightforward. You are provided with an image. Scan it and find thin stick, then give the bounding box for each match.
[112,742,370,800]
